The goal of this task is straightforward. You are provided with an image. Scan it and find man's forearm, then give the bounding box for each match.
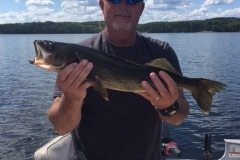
[48,95,83,135]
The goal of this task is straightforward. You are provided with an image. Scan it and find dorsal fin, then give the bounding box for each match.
[146,58,182,76]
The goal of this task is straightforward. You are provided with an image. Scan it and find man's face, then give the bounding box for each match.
[99,0,144,31]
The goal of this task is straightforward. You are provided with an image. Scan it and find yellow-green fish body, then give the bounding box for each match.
[29,40,227,115]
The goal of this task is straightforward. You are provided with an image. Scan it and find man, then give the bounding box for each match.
[48,0,189,159]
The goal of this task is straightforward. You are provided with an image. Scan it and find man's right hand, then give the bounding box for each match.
[48,59,94,135]
[56,59,93,103]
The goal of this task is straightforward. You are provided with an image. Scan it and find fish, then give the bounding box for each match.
[29,40,227,115]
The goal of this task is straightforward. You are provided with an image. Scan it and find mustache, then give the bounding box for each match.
[114,10,131,16]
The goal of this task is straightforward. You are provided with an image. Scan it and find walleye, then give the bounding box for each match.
[29,40,227,115]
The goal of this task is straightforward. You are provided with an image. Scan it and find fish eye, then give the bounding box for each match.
[47,42,53,51]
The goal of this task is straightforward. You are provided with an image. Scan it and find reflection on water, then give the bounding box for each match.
[0,33,239,159]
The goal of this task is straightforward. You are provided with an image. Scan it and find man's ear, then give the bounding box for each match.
[99,0,104,14]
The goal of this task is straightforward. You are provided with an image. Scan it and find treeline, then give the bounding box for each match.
[0,21,104,34]
[0,17,239,34]
[137,17,240,33]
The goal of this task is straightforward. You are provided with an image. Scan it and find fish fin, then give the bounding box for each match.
[146,58,182,76]
[185,78,227,115]
[88,75,109,101]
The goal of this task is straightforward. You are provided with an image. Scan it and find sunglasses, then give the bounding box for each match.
[107,0,143,5]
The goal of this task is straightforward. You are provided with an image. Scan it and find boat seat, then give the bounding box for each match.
[34,133,77,160]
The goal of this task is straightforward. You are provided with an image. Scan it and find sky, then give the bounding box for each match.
[0,0,239,24]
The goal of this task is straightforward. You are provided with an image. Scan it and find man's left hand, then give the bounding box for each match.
[135,71,179,110]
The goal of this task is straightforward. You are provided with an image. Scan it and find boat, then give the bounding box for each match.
[34,123,240,160]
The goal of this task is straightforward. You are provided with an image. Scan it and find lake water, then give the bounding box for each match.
[0,32,239,160]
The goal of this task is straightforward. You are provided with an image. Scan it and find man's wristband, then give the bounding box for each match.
[155,101,179,118]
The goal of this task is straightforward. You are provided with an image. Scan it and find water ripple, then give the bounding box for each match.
[1,33,240,159]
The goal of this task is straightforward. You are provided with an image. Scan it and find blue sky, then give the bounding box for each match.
[0,0,239,24]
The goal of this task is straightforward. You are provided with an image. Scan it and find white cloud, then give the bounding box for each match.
[26,0,55,7]
[175,6,240,22]
[145,0,194,11]
[142,0,195,22]
[61,0,98,6]
[185,8,210,20]
[140,0,240,23]
[202,0,234,8]
[2,1,55,23]
[218,7,240,17]
[61,1,99,14]
[24,0,55,20]
[27,6,54,15]
[217,8,223,12]
[0,11,27,23]
[15,0,21,3]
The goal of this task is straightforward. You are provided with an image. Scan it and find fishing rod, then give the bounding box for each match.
[204,133,214,160]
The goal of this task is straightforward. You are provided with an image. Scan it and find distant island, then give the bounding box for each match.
[0,17,239,34]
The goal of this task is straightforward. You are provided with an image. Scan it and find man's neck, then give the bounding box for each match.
[104,28,137,47]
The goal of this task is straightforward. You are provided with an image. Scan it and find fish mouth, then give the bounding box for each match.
[29,40,46,65]
[34,40,40,59]
[29,59,35,64]
[29,40,66,72]
[29,41,39,64]
[34,40,44,59]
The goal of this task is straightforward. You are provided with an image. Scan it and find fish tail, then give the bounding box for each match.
[185,78,227,115]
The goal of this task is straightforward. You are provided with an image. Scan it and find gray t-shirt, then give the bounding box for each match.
[54,31,182,160]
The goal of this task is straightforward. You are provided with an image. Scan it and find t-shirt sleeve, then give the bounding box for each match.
[162,42,183,75]
[138,33,182,76]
